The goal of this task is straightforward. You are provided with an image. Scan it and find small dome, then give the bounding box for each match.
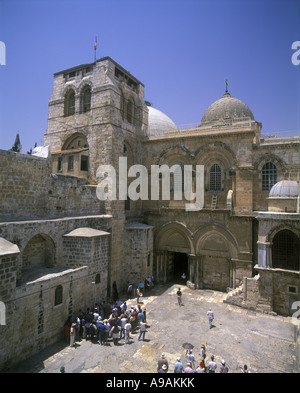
[201,92,254,126]
[146,103,177,136]
[269,180,300,198]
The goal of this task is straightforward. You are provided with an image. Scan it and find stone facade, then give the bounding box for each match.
[0,56,299,370]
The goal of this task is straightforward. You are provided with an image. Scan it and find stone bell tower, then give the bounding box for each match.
[44,56,148,180]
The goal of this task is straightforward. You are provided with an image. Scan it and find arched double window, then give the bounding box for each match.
[64,89,75,116]
[80,86,91,113]
[209,164,222,191]
[262,162,277,191]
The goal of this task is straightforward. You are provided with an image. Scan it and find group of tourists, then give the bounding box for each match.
[157,348,250,373]
[66,295,149,347]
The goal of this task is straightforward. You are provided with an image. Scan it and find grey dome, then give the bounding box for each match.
[201,92,255,125]
[269,180,300,198]
[147,103,177,136]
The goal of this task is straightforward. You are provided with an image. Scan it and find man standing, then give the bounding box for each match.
[157,353,169,372]
[124,319,132,344]
[177,288,182,306]
[174,357,185,373]
[138,320,147,341]
[207,308,214,329]
[207,355,218,373]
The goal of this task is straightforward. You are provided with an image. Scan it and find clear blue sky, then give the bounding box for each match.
[0,0,299,154]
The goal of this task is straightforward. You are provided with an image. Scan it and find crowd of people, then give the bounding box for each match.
[66,299,148,347]
[65,278,155,348]
[65,278,250,373]
[157,348,250,373]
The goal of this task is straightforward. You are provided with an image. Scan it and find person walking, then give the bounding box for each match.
[138,320,147,341]
[174,357,185,373]
[177,288,182,306]
[207,308,214,329]
[207,355,217,373]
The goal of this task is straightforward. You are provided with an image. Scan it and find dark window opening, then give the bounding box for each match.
[55,285,63,306]
[80,155,88,171]
[272,230,299,271]
[57,157,63,172]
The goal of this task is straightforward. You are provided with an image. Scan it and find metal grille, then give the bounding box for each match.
[209,164,222,191]
[272,230,299,271]
[262,162,277,191]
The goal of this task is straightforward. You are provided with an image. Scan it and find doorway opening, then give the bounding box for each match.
[173,252,188,284]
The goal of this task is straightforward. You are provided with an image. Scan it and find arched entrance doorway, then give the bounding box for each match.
[154,224,192,284]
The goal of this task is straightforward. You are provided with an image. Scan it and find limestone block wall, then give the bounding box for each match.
[124,223,154,286]
[0,150,106,221]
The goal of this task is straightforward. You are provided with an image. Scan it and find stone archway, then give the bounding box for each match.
[21,234,56,283]
[194,226,239,291]
[154,223,193,283]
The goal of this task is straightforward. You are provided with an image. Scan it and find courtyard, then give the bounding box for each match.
[6,283,300,374]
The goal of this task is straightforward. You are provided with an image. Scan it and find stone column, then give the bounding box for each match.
[257,241,272,268]
[155,251,168,283]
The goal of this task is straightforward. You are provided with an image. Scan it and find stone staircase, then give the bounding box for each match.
[223,283,244,307]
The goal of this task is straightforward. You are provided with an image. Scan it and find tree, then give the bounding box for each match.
[11,133,22,153]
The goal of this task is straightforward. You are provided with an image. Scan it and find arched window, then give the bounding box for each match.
[209,164,222,191]
[81,86,91,113]
[64,89,75,116]
[272,230,299,271]
[262,162,277,191]
[55,285,63,306]
[127,98,135,124]
[95,273,101,284]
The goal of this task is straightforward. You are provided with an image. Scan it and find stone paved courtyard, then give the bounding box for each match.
[6,283,300,374]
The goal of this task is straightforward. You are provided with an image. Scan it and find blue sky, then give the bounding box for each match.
[0,0,299,154]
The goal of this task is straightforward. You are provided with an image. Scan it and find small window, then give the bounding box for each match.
[55,285,63,306]
[95,273,101,284]
[57,157,63,172]
[68,156,74,171]
[288,286,297,294]
[209,164,222,191]
[262,162,277,191]
[81,156,88,171]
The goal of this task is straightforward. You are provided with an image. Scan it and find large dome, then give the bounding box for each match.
[146,102,177,136]
[269,180,300,198]
[201,92,255,126]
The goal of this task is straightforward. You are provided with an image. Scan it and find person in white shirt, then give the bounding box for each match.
[124,320,132,344]
[208,355,217,373]
[138,321,147,341]
[186,349,196,369]
[207,308,214,329]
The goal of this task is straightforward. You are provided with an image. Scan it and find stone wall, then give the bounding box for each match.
[0,150,106,221]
